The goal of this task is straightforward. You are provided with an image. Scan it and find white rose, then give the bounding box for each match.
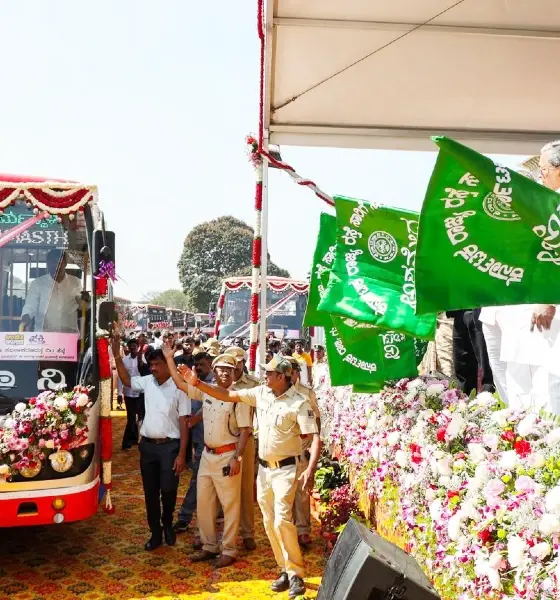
[499,450,517,471]
[461,499,480,521]
[2,417,14,430]
[546,428,560,447]
[475,463,490,482]
[387,431,400,446]
[517,414,537,438]
[486,567,501,590]
[507,535,527,568]
[530,542,551,561]
[438,475,451,488]
[528,452,545,469]
[447,514,463,541]
[0,464,9,475]
[418,409,434,421]
[14,402,26,414]
[482,434,499,451]
[395,450,407,468]
[491,409,510,428]
[446,414,466,439]
[45,440,55,449]
[407,379,423,392]
[76,393,89,407]
[476,391,494,407]
[545,486,560,514]
[53,397,68,411]
[425,488,437,502]
[437,456,453,476]
[429,500,442,521]
[489,552,506,571]
[468,443,487,465]
[67,414,77,425]
[426,383,445,397]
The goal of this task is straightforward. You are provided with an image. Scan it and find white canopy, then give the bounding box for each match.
[265,0,560,154]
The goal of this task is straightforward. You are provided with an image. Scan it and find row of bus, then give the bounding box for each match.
[114,298,215,336]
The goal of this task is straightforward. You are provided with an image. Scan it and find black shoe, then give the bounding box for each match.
[164,526,176,546]
[271,572,290,592]
[288,576,305,598]
[173,520,189,533]
[121,445,131,451]
[145,535,162,551]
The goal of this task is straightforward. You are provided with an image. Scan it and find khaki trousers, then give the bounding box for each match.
[294,437,311,535]
[257,461,305,579]
[197,449,241,558]
[240,434,256,539]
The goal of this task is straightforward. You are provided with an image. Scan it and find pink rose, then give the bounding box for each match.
[515,475,536,495]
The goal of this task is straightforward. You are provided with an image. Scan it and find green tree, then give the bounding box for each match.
[144,289,192,310]
[178,216,290,311]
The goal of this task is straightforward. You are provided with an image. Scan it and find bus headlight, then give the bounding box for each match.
[20,462,42,478]
[49,450,74,473]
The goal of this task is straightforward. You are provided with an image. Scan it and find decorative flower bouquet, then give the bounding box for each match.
[325,375,560,600]
[0,387,92,480]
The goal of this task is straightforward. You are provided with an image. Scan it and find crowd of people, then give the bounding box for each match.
[110,327,326,599]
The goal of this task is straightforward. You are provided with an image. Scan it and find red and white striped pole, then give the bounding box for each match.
[248,144,263,373]
[213,282,226,338]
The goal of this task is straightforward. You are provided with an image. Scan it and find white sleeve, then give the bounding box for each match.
[177,390,191,417]
[130,376,148,392]
[22,279,40,319]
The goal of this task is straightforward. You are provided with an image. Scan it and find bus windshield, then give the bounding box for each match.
[0,202,91,408]
[218,287,307,340]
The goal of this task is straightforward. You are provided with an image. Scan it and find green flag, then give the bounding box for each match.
[416,137,560,315]
[325,317,421,386]
[304,211,425,386]
[303,212,337,328]
[318,195,437,339]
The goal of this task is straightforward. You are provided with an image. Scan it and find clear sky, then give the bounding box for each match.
[0,1,524,301]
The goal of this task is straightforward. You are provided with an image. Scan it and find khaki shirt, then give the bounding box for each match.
[235,385,318,463]
[295,381,320,420]
[189,385,252,449]
[232,372,259,425]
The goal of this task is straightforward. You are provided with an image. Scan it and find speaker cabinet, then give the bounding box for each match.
[317,518,440,600]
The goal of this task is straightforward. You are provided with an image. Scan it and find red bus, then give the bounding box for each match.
[0,174,113,526]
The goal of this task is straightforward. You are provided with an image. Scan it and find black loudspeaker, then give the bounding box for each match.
[317,518,440,600]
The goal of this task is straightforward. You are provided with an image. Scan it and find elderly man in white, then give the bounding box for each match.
[481,141,560,414]
[21,249,86,333]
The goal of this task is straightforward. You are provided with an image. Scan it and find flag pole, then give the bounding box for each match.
[259,143,270,368]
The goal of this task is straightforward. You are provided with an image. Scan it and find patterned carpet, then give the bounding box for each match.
[0,414,324,600]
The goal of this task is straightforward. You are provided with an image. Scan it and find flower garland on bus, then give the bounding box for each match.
[0,388,92,480]
[324,376,560,600]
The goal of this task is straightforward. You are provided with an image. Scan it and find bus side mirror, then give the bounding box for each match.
[92,230,116,274]
[98,301,117,331]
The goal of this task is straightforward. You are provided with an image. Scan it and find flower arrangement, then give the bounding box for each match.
[321,374,560,600]
[0,387,92,480]
[245,134,261,169]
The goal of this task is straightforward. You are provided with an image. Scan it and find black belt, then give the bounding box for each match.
[142,437,174,445]
[259,456,298,469]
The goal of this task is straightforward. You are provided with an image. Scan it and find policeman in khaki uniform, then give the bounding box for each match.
[164,348,253,568]
[172,355,320,599]
[285,356,321,547]
[224,346,260,551]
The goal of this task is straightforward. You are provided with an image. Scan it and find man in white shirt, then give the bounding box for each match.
[151,331,163,349]
[113,329,190,551]
[21,249,86,333]
[120,338,143,450]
